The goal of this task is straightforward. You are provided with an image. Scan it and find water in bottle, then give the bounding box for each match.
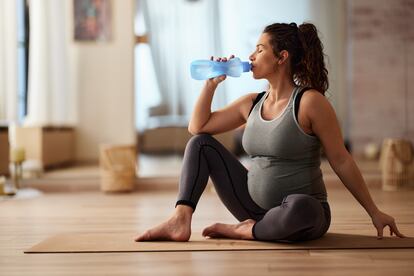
[190,57,251,80]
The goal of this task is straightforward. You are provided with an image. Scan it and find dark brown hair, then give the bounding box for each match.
[263,22,329,94]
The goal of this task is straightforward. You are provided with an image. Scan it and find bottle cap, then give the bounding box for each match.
[242,62,251,72]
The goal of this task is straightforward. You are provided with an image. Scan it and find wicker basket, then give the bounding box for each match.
[379,139,414,191]
[99,144,137,192]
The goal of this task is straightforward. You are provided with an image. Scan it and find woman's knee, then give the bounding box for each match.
[285,194,323,222]
[187,134,216,147]
[254,195,326,241]
[183,134,217,157]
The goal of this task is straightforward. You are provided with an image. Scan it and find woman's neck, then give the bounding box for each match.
[266,76,296,103]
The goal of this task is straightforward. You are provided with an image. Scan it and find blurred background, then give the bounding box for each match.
[0,0,413,179]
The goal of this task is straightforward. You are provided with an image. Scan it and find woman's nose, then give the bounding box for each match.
[249,53,255,61]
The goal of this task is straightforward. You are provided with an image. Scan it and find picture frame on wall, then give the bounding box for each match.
[74,0,112,42]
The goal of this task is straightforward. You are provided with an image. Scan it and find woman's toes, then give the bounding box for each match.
[202,223,219,237]
[202,226,212,237]
[134,231,151,241]
[202,220,256,240]
[135,216,192,242]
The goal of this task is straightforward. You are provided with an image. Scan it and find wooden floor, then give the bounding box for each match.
[1,157,414,275]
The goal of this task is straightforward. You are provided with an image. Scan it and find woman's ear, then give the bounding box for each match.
[277,50,289,65]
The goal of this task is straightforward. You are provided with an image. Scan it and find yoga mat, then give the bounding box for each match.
[25,232,414,253]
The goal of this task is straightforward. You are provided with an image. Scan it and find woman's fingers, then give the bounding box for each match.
[210,55,235,62]
[377,228,383,240]
[391,221,406,238]
[372,211,406,239]
[223,55,235,61]
[377,222,406,239]
[211,56,221,61]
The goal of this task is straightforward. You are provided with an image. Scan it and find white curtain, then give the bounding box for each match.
[0,0,18,123]
[24,0,75,126]
[141,0,225,128]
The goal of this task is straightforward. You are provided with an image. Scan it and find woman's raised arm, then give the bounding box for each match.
[188,56,257,135]
[188,84,256,135]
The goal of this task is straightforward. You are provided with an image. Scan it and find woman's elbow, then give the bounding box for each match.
[188,125,201,135]
[188,126,213,136]
[327,150,351,171]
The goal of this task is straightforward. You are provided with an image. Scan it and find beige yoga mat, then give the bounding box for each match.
[25,232,414,253]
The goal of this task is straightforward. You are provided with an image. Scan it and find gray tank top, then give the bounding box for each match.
[242,86,327,210]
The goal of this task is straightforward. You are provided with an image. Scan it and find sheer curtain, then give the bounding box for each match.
[140,0,225,129]
[134,0,162,131]
[0,0,18,123]
[24,0,75,126]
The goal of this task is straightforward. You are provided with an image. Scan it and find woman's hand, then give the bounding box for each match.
[207,54,235,85]
[371,210,406,239]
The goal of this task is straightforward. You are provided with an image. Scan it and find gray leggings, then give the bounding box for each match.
[176,134,331,242]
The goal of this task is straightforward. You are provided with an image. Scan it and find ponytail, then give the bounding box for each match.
[296,23,329,94]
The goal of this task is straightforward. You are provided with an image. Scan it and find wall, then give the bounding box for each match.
[311,0,348,139]
[349,0,414,152]
[67,0,136,161]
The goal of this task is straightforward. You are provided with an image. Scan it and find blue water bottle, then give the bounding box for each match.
[190,57,251,80]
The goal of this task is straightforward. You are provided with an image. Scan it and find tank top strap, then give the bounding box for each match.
[288,86,301,108]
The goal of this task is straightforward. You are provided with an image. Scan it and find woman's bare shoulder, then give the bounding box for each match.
[238,92,262,119]
[301,89,331,109]
[300,89,336,120]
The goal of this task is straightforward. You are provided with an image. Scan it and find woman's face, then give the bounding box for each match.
[249,32,279,80]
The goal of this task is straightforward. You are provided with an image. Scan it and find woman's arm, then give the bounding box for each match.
[188,56,257,136]
[300,90,405,239]
[327,151,405,239]
[188,79,222,134]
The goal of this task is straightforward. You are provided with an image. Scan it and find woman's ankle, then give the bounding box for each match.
[174,205,194,219]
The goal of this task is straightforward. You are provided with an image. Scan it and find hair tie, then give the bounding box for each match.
[295,24,306,59]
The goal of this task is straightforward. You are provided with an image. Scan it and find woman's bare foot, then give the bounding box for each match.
[135,205,193,242]
[202,219,256,240]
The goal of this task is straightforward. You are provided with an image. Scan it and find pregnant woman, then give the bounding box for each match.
[135,22,405,242]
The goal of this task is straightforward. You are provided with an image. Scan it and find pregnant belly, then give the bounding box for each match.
[247,165,316,210]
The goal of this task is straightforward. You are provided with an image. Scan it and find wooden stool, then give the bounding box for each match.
[380,138,414,191]
[99,144,137,192]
